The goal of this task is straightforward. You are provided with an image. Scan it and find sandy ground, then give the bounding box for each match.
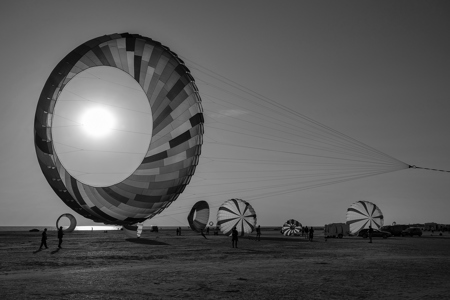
[1,229,450,299]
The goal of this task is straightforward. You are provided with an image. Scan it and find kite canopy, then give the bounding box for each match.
[56,213,77,233]
[123,223,144,238]
[217,198,257,236]
[346,200,384,234]
[34,33,204,225]
[281,219,302,236]
[187,200,210,232]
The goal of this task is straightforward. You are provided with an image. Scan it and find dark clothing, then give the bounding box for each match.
[309,227,314,241]
[232,228,238,248]
[39,231,48,249]
[58,228,64,248]
[256,226,261,241]
[368,227,373,243]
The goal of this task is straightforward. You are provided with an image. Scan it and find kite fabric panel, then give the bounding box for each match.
[217,199,257,236]
[187,200,210,232]
[34,33,204,225]
[56,213,77,233]
[123,223,144,238]
[346,200,384,234]
[281,219,302,236]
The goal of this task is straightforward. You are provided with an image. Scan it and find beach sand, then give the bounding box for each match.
[1,229,449,299]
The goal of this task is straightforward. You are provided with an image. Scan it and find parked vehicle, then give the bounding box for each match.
[324,223,351,238]
[381,224,409,236]
[401,227,422,237]
[358,229,392,239]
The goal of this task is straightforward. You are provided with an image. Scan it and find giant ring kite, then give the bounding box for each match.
[56,213,77,233]
[35,33,204,225]
[187,200,210,232]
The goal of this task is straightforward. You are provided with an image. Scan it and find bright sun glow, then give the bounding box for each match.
[81,107,115,137]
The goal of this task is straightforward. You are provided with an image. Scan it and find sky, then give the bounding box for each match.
[0,1,449,227]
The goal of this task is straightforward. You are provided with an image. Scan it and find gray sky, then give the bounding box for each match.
[1,1,449,227]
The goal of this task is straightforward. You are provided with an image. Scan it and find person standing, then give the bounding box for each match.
[232,227,238,248]
[39,228,48,250]
[256,225,261,241]
[57,226,64,248]
[368,226,373,243]
[304,226,309,239]
[309,226,314,242]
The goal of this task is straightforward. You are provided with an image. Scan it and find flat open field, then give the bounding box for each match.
[1,229,450,299]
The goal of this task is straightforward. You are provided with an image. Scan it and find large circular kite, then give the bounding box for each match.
[346,200,384,234]
[56,213,77,233]
[187,200,210,232]
[34,33,204,225]
[281,219,302,236]
[217,199,257,236]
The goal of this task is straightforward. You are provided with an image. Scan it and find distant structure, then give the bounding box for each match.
[34,33,204,226]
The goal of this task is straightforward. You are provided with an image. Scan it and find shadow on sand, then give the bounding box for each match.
[51,248,61,254]
[126,238,169,246]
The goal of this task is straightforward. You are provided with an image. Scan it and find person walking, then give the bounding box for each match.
[309,226,314,242]
[256,225,261,241]
[232,227,238,248]
[57,226,64,248]
[39,228,48,250]
[368,226,373,243]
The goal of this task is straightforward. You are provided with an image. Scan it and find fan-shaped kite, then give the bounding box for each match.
[281,219,302,236]
[56,213,77,233]
[346,200,384,234]
[217,199,256,236]
[34,33,204,225]
[187,200,210,232]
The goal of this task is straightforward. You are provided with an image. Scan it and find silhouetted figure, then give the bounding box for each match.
[232,227,238,248]
[206,227,210,235]
[57,226,64,248]
[368,226,373,243]
[200,228,207,239]
[176,227,179,236]
[39,228,48,250]
[304,226,309,239]
[178,227,182,236]
[256,225,261,241]
[309,226,314,242]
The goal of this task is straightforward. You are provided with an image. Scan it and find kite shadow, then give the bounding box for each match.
[126,238,169,246]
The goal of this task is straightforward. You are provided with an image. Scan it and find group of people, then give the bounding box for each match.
[302,226,314,241]
[38,227,64,250]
